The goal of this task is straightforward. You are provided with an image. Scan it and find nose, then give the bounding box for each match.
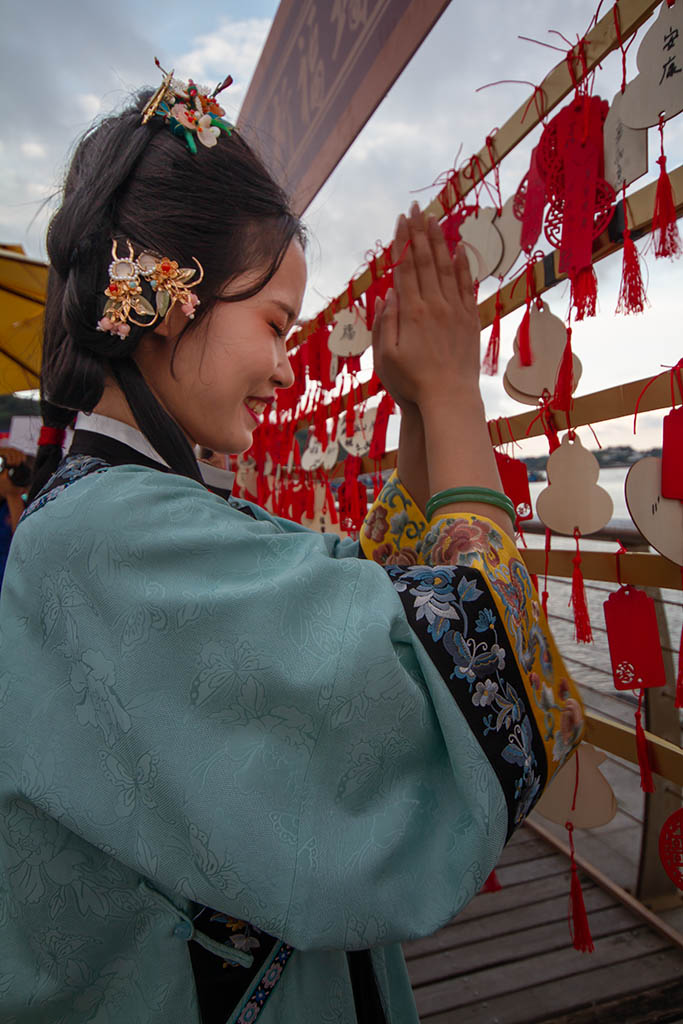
[274,347,295,390]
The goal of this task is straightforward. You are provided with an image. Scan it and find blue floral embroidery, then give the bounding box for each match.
[235,942,294,1023]
[387,562,546,834]
[21,455,111,523]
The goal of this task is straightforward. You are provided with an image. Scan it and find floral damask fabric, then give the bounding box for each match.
[0,461,581,1023]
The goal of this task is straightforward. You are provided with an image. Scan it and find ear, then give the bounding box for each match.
[151,301,188,340]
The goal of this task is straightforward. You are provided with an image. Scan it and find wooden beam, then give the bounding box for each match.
[293,166,683,438]
[584,710,683,788]
[487,360,683,446]
[520,550,683,591]
[291,0,662,344]
[480,165,683,331]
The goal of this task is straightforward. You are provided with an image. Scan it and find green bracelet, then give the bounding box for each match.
[426,486,516,526]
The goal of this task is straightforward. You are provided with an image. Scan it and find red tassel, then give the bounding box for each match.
[653,153,682,260]
[616,207,647,314]
[542,528,551,618]
[570,529,593,644]
[482,870,502,893]
[518,306,532,366]
[571,265,598,321]
[369,391,395,462]
[566,823,595,953]
[482,284,503,375]
[676,585,683,708]
[345,385,356,440]
[634,689,656,793]
[553,326,575,412]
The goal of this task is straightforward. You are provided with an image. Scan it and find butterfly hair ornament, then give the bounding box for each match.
[141,58,234,153]
[96,239,204,338]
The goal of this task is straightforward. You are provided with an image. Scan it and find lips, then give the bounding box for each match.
[244,396,273,424]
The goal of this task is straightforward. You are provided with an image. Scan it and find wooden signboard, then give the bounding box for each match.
[237,0,452,213]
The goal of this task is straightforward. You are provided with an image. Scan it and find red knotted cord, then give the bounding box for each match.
[566,752,595,952]
[633,360,683,434]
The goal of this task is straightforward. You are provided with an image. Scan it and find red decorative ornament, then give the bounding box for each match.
[604,583,666,793]
[494,451,533,526]
[552,325,576,413]
[570,528,593,644]
[652,117,682,261]
[659,808,683,891]
[537,95,615,321]
[616,185,648,315]
[482,281,503,376]
[514,147,546,254]
[661,406,683,501]
[565,753,594,953]
[481,870,502,893]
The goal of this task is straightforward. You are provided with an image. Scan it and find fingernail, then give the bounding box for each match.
[410,201,420,216]
[385,288,395,304]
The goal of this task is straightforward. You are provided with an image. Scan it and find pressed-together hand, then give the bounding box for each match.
[370,202,512,537]
[371,202,481,411]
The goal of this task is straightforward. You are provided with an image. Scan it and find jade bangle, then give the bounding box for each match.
[426,486,516,526]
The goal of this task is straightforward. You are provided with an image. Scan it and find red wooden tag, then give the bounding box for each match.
[494,451,533,523]
[520,147,545,253]
[659,808,683,891]
[661,406,683,501]
[558,101,602,275]
[603,586,667,690]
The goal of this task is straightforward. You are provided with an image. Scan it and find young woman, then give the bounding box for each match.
[0,72,583,1024]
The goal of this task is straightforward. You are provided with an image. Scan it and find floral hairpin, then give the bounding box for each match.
[141,58,234,154]
[97,239,203,337]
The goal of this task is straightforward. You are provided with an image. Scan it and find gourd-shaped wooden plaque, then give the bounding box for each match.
[328,308,371,356]
[503,303,582,406]
[535,743,617,829]
[492,196,523,278]
[459,207,504,282]
[620,1,683,128]
[336,406,377,457]
[301,434,324,471]
[536,433,613,535]
[603,89,648,192]
[625,456,683,566]
[321,439,340,470]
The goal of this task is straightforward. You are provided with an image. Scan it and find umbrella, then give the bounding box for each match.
[0,245,47,395]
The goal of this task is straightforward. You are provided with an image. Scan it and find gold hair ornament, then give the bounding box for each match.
[96,240,204,337]
[141,58,234,153]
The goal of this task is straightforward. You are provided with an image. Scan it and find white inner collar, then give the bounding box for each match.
[74,412,169,467]
[73,412,236,489]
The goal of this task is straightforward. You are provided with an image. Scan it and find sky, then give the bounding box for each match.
[2,0,681,456]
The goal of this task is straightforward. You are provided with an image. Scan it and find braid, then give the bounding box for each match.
[27,399,75,503]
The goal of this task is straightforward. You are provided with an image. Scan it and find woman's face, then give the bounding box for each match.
[136,238,307,454]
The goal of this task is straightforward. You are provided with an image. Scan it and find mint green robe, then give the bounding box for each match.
[0,461,582,1022]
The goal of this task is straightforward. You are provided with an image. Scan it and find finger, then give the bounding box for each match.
[453,242,478,312]
[371,297,385,354]
[379,288,398,350]
[407,201,441,302]
[427,215,459,304]
[392,213,420,308]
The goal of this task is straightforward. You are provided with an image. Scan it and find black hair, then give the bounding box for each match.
[30,87,304,500]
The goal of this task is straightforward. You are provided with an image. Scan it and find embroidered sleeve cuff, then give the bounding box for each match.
[359,470,429,565]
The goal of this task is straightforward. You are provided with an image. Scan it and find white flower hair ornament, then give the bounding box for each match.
[141,58,234,154]
[96,239,203,337]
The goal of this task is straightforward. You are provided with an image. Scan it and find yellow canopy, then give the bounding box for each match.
[0,245,46,395]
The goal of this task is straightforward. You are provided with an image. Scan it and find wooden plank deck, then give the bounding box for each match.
[403,826,683,1023]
